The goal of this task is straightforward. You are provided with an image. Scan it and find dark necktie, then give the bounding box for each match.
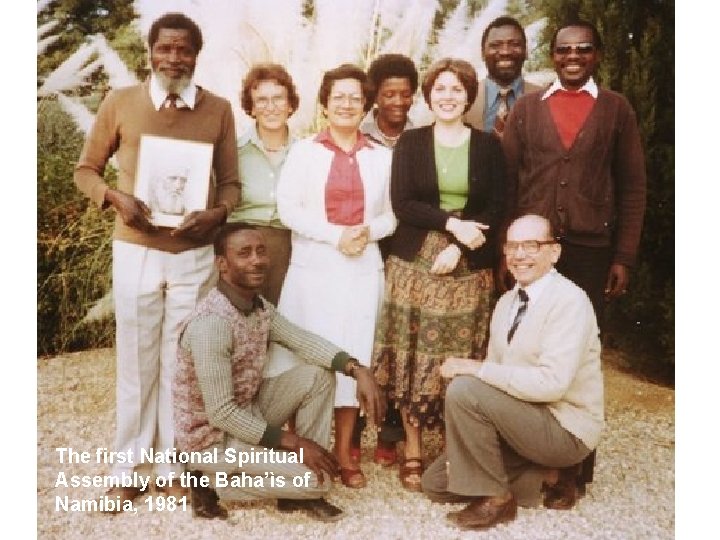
[493,88,513,137]
[507,288,529,343]
[165,93,179,109]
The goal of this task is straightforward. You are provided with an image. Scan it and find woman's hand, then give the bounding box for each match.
[339,225,369,256]
[430,244,461,275]
[446,217,489,250]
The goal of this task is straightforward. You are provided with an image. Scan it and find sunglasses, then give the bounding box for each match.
[554,43,595,55]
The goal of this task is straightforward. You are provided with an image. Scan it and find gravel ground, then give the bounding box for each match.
[37,348,674,539]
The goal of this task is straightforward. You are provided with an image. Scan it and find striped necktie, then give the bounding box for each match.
[507,288,529,343]
[165,93,179,109]
[493,88,513,137]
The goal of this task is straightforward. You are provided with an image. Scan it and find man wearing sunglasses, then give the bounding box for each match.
[502,19,646,491]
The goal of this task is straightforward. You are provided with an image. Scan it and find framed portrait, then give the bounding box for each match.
[134,135,214,228]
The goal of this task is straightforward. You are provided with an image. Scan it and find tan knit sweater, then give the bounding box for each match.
[74,80,240,253]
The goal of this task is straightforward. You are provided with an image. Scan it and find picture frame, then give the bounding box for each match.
[134,135,214,228]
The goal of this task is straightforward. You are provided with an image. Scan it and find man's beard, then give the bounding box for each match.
[154,69,192,94]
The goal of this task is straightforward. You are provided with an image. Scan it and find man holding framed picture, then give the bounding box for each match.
[74,12,240,510]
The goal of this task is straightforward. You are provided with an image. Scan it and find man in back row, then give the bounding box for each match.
[464,15,542,137]
[74,12,240,506]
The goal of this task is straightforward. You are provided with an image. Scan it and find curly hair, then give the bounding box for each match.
[421,57,478,114]
[317,64,373,113]
[367,54,419,98]
[148,12,203,53]
[240,63,300,117]
[481,16,527,48]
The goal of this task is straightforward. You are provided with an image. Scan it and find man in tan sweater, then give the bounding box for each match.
[74,12,240,509]
[421,215,603,531]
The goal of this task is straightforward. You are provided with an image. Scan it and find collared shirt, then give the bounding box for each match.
[483,76,524,132]
[229,123,296,228]
[149,73,198,110]
[541,76,599,100]
[360,110,414,149]
[314,129,372,226]
[217,278,264,314]
[507,268,558,328]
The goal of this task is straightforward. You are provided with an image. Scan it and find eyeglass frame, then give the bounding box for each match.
[253,95,289,110]
[328,93,365,107]
[553,43,595,55]
[502,239,558,255]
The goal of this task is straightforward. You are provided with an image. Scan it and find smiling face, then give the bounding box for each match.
[429,70,468,123]
[150,28,197,93]
[505,216,561,287]
[251,80,291,132]
[324,78,366,131]
[217,229,269,293]
[552,26,601,91]
[375,76,414,129]
[482,25,527,86]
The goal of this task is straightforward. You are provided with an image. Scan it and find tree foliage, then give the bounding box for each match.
[540,0,675,380]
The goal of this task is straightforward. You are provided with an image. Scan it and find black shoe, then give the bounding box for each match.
[189,471,228,520]
[277,498,344,522]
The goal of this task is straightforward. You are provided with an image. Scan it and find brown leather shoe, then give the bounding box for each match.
[188,471,228,520]
[543,465,580,510]
[100,486,145,514]
[447,495,517,530]
[156,484,189,499]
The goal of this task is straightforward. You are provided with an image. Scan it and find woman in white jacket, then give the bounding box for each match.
[266,64,395,488]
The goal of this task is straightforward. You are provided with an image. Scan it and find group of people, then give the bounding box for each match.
[73,11,646,531]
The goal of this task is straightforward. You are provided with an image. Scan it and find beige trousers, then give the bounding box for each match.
[196,364,335,501]
[111,240,214,480]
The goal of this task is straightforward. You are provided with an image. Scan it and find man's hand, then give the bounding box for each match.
[604,263,630,299]
[279,432,339,485]
[171,207,227,240]
[430,244,461,275]
[353,366,386,427]
[445,217,489,250]
[338,225,369,256]
[440,357,482,379]
[105,188,156,233]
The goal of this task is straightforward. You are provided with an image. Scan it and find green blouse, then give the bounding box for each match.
[435,137,470,211]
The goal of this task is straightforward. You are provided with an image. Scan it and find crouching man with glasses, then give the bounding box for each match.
[420,214,604,531]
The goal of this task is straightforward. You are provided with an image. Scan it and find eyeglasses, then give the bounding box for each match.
[553,43,595,55]
[254,95,288,110]
[329,93,364,107]
[503,240,557,255]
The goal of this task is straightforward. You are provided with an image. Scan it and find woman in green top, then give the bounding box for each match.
[371,58,506,492]
[229,63,300,304]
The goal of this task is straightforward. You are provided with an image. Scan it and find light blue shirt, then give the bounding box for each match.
[483,76,525,133]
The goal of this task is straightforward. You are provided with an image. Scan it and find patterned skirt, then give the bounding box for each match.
[372,231,493,429]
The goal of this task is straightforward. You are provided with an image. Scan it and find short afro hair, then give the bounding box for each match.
[550,19,603,52]
[213,223,258,256]
[481,16,527,48]
[148,12,203,53]
[367,54,419,99]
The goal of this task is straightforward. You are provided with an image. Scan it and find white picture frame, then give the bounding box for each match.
[134,135,214,228]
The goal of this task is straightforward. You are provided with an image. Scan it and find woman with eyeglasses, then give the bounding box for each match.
[372,58,506,492]
[267,64,395,489]
[229,63,300,305]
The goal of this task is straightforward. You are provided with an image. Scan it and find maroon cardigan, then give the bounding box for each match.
[502,89,646,267]
[387,125,506,270]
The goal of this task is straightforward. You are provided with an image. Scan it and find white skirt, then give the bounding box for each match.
[265,243,384,407]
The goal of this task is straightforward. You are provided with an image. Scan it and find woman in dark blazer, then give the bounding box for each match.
[372,57,506,492]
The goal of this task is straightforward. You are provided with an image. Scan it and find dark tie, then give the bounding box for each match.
[507,288,528,343]
[493,88,513,137]
[165,93,179,109]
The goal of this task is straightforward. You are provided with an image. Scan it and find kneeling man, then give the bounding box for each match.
[173,223,384,521]
[422,214,604,530]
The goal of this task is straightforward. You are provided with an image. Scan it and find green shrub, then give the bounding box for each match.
[37,97,114,355]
